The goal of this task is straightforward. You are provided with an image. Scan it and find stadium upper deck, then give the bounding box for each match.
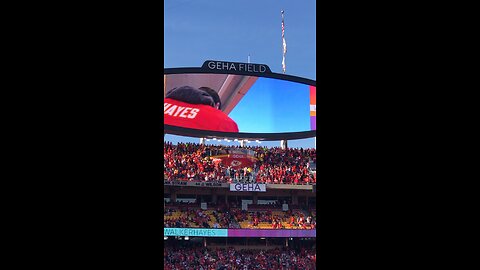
[164,142,316,185]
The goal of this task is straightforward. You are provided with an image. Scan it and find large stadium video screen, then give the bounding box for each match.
[164,72,316,135]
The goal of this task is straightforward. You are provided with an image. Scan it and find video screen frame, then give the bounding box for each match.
[164,65,317,141]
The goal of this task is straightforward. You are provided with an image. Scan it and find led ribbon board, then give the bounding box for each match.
[163,228,228,237]
[163,228,316,238]
[228,229,316,238]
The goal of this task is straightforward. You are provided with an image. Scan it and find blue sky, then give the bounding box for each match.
[229,77,311,133]
[164,0,316,148]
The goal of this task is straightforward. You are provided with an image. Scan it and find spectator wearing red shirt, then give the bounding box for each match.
[164,86,239,132]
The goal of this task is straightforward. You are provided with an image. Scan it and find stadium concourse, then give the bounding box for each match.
[163,139,317,270]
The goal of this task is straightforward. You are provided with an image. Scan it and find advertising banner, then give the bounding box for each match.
[163,228,228,237]
[230,183,266,192]
[163,228,316,238]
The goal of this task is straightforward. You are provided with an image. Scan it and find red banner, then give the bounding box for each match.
[212,154,256,169]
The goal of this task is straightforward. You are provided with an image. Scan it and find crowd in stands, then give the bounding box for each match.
[230,208,315,229]
[164,206,316,230]
[164,142,224,182]
[164,247,316,270]
[164,207,238,229]
[164,142,316,185]
[251,146,316,185]
[164,208,212,228]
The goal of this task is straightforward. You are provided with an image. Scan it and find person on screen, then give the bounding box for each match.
[164,86,239,132]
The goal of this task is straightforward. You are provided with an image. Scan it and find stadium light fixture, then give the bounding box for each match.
[234,139,238,141]
[260,237,266,240]
[212,138,217,141]
[184,236,189,240]
[164,237,168,240]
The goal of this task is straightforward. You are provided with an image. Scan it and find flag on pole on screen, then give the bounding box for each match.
[281,10,287,74]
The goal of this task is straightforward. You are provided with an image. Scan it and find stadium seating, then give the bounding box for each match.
[164,247,316,270]
[164,207,316,230]
[164,142,316,185]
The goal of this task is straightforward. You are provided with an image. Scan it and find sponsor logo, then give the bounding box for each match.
[230,183,266,192]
